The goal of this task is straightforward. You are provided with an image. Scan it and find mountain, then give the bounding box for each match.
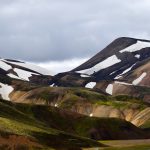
[0,37,150,149]
[73,37,150,77]
[0,58,52,85]
[53,37,150,102]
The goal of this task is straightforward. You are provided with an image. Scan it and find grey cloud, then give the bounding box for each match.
[0,0,150,62]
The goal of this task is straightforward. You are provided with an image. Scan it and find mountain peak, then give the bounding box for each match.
[114,36,150,43]
[73,37,150,72]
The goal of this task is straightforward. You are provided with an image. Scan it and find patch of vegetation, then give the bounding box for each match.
[73,117,147,140]
[37,90,59,105]
[95,100,130,108]
[113,95,141,101]
[65,89,147,108]
[60,93,79,108]
[73,88,108,101]
[56,88,147,110]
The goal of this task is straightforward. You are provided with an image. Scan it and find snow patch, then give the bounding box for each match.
[7,73,22,80]
[77,55,121,75]
[80,74,90,77]
[3,60,51,75]
[110,70,117,75]
[132,72,147,85]
[115,81,132,86]
[14,68,37,81]
[120,41,150,53]
[50,83,55,87]
[0,60,12,71]
[114,64,136,79]
[135,54,140,59]
[0,83,14,100]
[114,76,122,79]
[120,64,136,75]
[106,84,113,95]
[85,82,96,89]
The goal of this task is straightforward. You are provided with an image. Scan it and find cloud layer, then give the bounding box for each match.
[36,58,88,75]
[0,0,150,62]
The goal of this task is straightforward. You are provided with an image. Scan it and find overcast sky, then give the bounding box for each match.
[0,0,150,73]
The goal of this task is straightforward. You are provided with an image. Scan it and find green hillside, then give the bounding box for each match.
[0,99,149,149]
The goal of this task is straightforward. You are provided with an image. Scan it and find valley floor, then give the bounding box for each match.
[83,139,150,150]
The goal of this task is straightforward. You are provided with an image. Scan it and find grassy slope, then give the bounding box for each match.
[0,99,148,141]
[0,99,102,150]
